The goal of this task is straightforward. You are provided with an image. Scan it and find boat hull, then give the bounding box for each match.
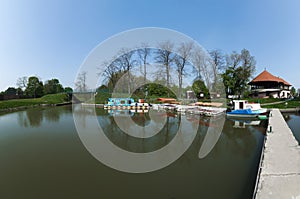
[226,113,260,118]
[226,108,268,118]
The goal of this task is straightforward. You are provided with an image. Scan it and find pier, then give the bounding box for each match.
[255,109,300,199]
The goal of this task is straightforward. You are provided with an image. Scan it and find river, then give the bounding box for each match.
[0,105,267,199]
[283,112,300,145]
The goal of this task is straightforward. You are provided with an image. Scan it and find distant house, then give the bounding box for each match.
[186,90,196,99]
[248,69,291,98]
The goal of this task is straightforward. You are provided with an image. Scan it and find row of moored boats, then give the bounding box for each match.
[100,98,268,119]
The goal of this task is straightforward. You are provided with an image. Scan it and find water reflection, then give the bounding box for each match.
[0,105,267,199]
[98,109,181,153]
[283,112,300,145]
[18,109,43,127]
[43,108,60,122]
[17,106,71,127]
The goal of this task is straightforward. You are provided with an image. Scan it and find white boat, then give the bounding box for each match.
[226,100,267,118]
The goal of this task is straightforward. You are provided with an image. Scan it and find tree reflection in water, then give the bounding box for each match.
[18,108,43,127]
[98,109,181,153]
[17,106,71,128]
[43,108,60,122]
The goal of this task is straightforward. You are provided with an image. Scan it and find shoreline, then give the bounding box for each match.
[0,102,72,114]
[278,107,300,113]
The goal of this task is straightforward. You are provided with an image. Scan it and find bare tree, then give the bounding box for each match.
[102,58,120,90]
[118,49,137,94]
[155,41,174,95]
[209,49,225,91]
[75,71,87,92]
[240,48,256,77]
[137,43,150,84]
[174,42,194,98]
[16,76,28,90]
[192,48,214,91]
[226,51,241,69]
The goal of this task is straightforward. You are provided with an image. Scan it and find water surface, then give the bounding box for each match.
[0,105,267,199]
[283,112,300,144]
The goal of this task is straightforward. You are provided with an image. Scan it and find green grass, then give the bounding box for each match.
[0,93,70,110]
[262,98,300,109]
[246,98,284,104]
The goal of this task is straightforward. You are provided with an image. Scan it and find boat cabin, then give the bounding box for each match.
[107,98,134,106]
[232,100,262,111]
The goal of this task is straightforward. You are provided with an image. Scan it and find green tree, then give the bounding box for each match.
[25,76,44,98]
[291,87,296,96]
[44,79,64,94]
[97,85,108,93]
[192,80,209,99]
[64,87,73,93]
[145,83,176,98]
[4,87,17,95]
[222,49,256,97]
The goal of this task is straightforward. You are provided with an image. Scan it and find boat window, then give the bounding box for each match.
[239,102,244,109]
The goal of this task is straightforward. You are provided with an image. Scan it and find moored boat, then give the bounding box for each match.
[104,98,149,109]
[226,100,267,118]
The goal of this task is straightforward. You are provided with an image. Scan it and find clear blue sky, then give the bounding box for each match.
[1,0,300,91]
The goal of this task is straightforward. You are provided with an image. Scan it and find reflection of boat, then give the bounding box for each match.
[108,109,149,117]
[231,119,261,128]
[227,100,267,118]
[108,109,134,116]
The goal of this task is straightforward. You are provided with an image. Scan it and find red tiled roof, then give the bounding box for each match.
[249,70,291,86]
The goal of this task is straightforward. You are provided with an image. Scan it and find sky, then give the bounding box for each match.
[1,0,300,91]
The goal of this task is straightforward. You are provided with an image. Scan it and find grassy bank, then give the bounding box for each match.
[262,98,300,109]
[0,93,70,110]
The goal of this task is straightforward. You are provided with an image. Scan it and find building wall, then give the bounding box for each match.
[251,90,291,99]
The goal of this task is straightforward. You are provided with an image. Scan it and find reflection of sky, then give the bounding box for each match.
[284,114,300,145]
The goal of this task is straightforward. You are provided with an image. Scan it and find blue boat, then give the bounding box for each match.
[226,100,267,118]
[106,98,135,107]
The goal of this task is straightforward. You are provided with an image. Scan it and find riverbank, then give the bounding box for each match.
[0,93,71,113]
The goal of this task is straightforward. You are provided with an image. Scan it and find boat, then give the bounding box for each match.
[104,98,149,109]
[226,100,267,118]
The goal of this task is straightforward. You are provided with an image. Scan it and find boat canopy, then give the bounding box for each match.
[107,98,135,106]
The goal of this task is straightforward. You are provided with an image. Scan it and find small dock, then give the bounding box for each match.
[255,109,300,199]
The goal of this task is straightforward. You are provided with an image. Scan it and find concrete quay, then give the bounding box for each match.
[255,109,300,199]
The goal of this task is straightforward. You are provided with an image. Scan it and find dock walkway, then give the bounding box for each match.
[255,109,300,199]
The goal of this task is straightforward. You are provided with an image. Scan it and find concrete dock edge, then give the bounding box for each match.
[254,109,300,199]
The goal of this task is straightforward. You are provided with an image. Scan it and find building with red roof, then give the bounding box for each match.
[248,69,292,98]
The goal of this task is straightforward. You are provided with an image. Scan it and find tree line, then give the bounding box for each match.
[0,76,73,100]
[95,41,256,99]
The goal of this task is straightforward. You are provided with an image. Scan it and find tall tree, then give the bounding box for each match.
[102,59,120,92]
[118,49,137,94]
[137,44,150,84]
[209,49,225,92]
[222,49,256,97]
[155,41,174,96]
[16,76,28,91]
[192,49,214,91]
[175,42,194,98]
[25,76,44,98]
[75,71,87,92]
